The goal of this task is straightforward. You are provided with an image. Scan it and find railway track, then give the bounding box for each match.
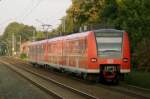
[1,57,150,99]
[0,58,98,99]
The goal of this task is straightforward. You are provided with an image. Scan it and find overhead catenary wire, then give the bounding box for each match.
[0,0,35,25]
[0,0,43,34]
[0,0,66,26]
[0,0,35,33]
[0,0,69,34]
[21,0,43,21]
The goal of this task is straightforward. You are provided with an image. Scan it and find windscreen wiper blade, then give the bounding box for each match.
[101,49,120,53]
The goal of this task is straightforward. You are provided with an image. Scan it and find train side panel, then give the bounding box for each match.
[46,39,63,69]
[121,32,130,73]
[61,35,88,73]
[87,32,99,73]
[28,44,37,63]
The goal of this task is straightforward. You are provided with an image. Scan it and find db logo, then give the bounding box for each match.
[107,59,114,63]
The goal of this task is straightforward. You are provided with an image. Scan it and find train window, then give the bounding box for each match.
[95,32,123,58]
[79,38,86,54]
[64,38,87,56]
[48,43,51,53]
[63,40,69,55]
[51,42,57,54]
[72,40,80,54]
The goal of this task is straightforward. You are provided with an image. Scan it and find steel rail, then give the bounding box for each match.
[0,59,98,99]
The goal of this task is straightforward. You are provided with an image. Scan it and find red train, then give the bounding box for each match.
[27,29,130,83]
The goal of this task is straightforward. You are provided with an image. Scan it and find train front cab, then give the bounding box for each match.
[88,29,130,83]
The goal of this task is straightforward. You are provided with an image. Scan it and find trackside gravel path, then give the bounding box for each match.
[0,60,54,99]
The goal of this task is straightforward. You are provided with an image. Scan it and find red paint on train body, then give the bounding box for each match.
[27,29,130,83]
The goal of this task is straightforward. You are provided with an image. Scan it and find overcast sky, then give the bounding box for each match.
[0,0,72,35]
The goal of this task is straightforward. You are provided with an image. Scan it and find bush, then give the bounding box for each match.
[124,70,150,89]
[134,38,150,71]
[20,53,27,60]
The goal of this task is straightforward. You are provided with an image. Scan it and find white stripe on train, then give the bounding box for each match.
[28,60,130,74]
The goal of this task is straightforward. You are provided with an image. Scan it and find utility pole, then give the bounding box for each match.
[63,19,65,33]
[32,30,36,41]
[12,33,15,56]
[41,24,51,39]
[59,18,66,34]
[12,33,17,56]
[36,19,52,39]
[19,35,22,54]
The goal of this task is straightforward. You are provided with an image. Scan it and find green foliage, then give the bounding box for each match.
[64,0,104,32]
[2,22,36,55]
[36,31,45,40]
[20,53,27,60]
[134,39,150,71]
[124,71,150,89]
[0,44,7,56]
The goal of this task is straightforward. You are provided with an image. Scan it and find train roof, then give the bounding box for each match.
[28,31,90,45]
[64,31,90,40]
[28,39,47,46]
[28,29,125,46]
[47,31,90,42]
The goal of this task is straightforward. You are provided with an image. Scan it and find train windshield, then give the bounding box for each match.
[95,31,123,58]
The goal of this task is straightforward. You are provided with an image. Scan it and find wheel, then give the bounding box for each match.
[99,72,105,83]
[32,63,38,67]
[60,68,65,73]
[83,73,87,80]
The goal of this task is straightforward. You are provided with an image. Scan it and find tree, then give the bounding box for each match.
[2,22,36,54]
[36,31,45,40]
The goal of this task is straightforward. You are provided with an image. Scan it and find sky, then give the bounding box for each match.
[0,0,72,35]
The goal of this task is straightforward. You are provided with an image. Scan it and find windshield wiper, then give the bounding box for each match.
[101,49,120,53]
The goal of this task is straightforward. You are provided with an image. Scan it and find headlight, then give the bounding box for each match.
[123,58,128,62]
[91,58,97,62]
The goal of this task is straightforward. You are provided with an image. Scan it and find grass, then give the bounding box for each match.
[124,70,150,89]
